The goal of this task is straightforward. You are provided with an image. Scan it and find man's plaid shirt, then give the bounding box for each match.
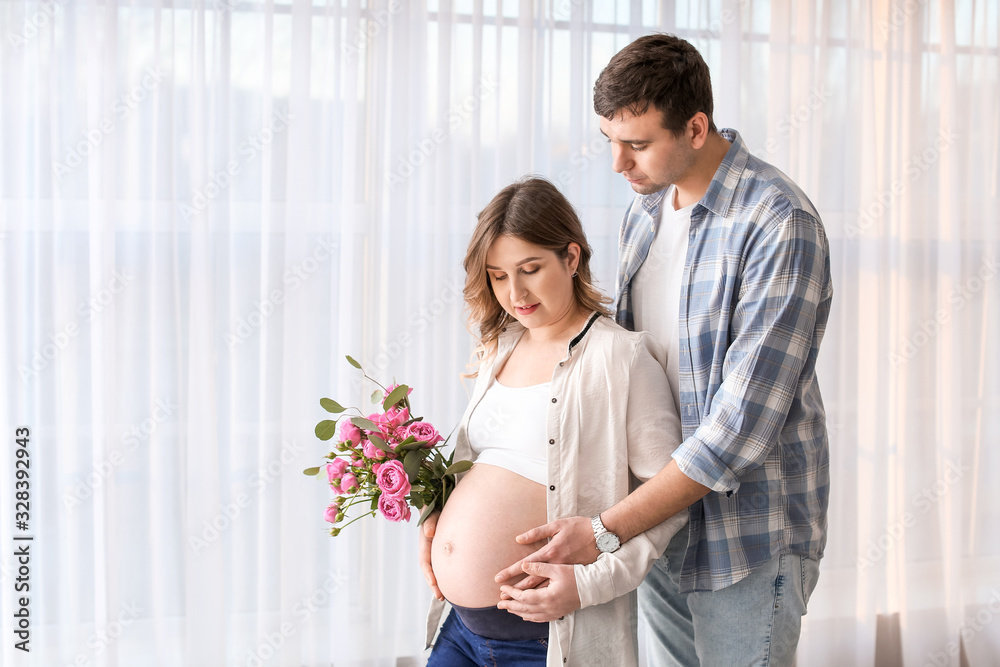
[615,129,833,592]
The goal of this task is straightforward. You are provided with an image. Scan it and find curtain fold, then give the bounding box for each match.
[1,1,997,665]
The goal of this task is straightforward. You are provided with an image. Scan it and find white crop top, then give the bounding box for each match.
[466,378,550,485]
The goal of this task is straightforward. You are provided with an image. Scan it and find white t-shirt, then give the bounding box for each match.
[631,185,693,414]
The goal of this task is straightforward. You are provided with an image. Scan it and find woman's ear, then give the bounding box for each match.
[566,242,582,273]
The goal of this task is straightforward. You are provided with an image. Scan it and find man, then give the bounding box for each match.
[491,34,833,665]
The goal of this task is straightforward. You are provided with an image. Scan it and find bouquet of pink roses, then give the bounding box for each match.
[305,356,471,536]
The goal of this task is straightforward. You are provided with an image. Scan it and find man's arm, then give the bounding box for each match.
[603,459,708,541]
[494,460,706,587]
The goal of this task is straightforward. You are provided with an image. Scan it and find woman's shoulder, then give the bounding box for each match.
[587,316,664,351]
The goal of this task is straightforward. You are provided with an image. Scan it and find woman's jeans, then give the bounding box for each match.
[426,608,548,667]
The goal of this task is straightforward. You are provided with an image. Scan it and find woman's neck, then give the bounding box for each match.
[520,307,592,346]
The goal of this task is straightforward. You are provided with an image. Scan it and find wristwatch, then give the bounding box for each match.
[591,513,621,554]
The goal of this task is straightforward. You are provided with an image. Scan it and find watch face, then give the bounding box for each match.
[596,532,620,553]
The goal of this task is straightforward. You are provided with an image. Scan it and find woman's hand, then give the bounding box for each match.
[497,562,581,622]
[419,511,444,601]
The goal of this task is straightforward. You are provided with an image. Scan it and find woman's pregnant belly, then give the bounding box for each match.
[431,463,548,608]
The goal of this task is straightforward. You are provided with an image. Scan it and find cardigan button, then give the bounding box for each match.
[551,397,557,403]
[548,439,555,445]
[549,485,555,491]
[559,362,564,366]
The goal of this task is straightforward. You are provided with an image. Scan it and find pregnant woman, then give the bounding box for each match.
[421,177,687,666]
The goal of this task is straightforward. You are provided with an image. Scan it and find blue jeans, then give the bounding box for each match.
[640,529,820,666]
[426,609,548,667]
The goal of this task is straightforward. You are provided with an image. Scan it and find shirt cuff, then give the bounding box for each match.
[672,436,742,493]
[574,557,615,610]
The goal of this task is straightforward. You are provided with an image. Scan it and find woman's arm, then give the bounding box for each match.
[499,334,699,618]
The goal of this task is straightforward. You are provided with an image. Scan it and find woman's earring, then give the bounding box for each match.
[572,271,578,278]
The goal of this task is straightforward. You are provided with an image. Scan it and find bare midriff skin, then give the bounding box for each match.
[431,462,547,608]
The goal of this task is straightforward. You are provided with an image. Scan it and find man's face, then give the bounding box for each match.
[599,107,696,196]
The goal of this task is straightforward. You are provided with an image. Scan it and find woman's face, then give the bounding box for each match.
[485,235,581,331]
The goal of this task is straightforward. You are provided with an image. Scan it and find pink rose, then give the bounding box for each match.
[339,420,362,447]
[338,473,359,494]
[378,494,411,522]
[324,503,339,523]
[362,441,385,461]
[367,412,393,439]
[375,459,411,497]
[386,406,410,429]
[326,459,348,484]
[403,421,442,447]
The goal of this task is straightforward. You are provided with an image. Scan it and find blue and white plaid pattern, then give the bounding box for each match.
[615,129,833,592]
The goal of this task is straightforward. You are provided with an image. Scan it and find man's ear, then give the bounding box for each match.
[689,112,711,149]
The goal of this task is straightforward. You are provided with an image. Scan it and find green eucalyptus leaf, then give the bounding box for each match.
[396,441,427,453]
[403,451,422,483]
[382,384,409,410]
[315,420,338,441]
[346,355,362,369]
[320,398,346,414]
[445,459,473,476]
[411,494,425,509]
[368,433,394,454]
[351,417,380,432]
[371,389,383,405]
[370,495,379,510]
[302,466,321,476]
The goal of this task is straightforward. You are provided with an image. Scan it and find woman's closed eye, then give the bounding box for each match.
[491,267,538,282]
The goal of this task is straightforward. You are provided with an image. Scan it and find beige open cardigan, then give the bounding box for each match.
[425,315,688,666]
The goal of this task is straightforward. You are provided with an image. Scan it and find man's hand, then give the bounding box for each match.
[497,562,581,622]
[494,516,597,584]
[419,512,444,601]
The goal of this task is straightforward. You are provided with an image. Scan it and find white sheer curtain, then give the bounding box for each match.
[0,1,996,665]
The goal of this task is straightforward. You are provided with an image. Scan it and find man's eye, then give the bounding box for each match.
[631,144,646,152]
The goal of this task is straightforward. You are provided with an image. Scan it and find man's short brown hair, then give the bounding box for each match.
[593,33,717,136]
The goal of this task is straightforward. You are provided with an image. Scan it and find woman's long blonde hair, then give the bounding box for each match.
[463,177,612,374]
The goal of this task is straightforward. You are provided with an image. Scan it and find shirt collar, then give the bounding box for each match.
[699,128,749,218]
[639,188,668,220]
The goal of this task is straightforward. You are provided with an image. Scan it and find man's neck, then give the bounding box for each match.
[673,132,732,209]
